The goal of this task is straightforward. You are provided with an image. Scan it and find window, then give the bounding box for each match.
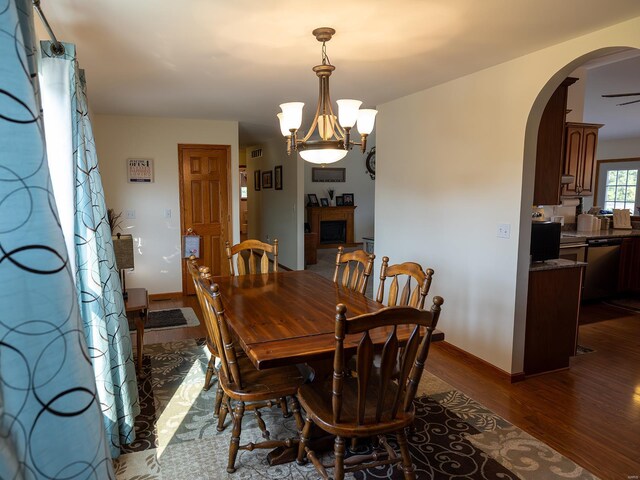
[604,169,638,213]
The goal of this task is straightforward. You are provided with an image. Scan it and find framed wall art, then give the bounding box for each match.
[311,167,345,183]
[262,170,273,189]
[274,165,283,190]
[127,158,154,183]
[254,170,261,191]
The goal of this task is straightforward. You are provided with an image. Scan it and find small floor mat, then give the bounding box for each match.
[128,308,200,331]
[576,344,595,355]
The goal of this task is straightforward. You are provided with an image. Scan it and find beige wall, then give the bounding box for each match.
[376,16,640,373]
[304,132,376,243]
[94,115,239,294]
[246,138,304,270]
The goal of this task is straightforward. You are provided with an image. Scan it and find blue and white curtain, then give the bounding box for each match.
[0,0,114,477]
[39,41,140,457]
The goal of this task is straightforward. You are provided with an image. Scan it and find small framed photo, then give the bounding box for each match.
[274,165,283,190]
[262,170,273,189]
[254,170,261,191]
[307,194,319,207]
[320,198,329,207]
[343,193,354,206]
[335,195,344,206]
[127,158,154,183]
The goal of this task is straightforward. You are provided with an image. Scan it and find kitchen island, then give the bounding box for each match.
[525,259,587,376]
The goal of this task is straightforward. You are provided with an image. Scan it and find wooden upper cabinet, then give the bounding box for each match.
[533,77,577,206]
[561,122,603,197]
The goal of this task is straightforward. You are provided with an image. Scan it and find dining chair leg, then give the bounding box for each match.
[254,408,270,439]
[279,397,291,418]
[217,395,229,432]
[203,357,216,391]
[289,396,304,432]
[334,435,345,480]
[296,416,313,465]
[396,429,416,480]
[227,401,245,473]
[214,382,224,417]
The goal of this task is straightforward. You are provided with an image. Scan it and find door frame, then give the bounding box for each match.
[178,143,233,295]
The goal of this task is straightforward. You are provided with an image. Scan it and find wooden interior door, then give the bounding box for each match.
[179,144,231,295]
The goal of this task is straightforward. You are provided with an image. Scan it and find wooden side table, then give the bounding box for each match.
[125,287,149,370]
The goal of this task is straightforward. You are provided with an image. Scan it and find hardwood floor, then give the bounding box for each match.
[140,293,639,479]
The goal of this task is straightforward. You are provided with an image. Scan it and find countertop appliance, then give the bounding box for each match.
[583,237,622,300]
[530,221,561,262]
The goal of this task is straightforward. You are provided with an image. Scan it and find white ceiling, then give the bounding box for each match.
[583,53,640,140]
[35,0,640,145]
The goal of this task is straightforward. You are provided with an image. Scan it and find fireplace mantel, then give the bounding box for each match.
[306,206,357,249]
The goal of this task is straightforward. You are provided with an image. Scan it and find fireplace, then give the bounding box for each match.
[306,206,356,248]
[320,220,347,244]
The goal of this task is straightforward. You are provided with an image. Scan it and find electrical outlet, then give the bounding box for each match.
[266,235,270,243]
[164,209,171,218]
[126,209,136,219]
[497,223,511,239]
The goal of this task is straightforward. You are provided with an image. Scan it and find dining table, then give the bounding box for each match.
[211,269,444,465]
[212,269,445,372]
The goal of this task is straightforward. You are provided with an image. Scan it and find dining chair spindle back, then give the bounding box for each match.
[332,246,375,295]
[226,239,278,276]
[376,257,434,309]
[296,299,444,480]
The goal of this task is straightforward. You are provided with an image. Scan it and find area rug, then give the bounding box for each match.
[114,339,598,480]
[127,308,200,332]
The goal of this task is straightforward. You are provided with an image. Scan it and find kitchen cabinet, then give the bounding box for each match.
[533,77,577,206]
[525,261,585,375]
[618,237,640,294]
[561,122,603,196]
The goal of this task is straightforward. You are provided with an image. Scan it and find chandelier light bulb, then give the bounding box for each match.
[356,109,378,135]
[279,102,304,132]
[276,113,290,137]
[336,99,362,128]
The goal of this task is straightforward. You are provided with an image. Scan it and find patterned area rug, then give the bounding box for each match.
[127,308,200,332]
[114,340,598,480]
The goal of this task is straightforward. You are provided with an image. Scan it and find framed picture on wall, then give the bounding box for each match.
[262,170,273,189]
[311,167,346,182]
[307,194,319,207]
[274,165,283,190]
[254,170,261,191]
[343,193,354,206]
[335,195,344,206]
[320,198,329,207]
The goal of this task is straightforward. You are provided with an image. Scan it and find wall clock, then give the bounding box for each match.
[365,147,376,180]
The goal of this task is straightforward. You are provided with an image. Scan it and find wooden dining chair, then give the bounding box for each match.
[225,239,278,276]
[332,246,375,295]
[296,299,444,480]
[199,277,306,473]
[376,256,435,309]
[186,257,221,403]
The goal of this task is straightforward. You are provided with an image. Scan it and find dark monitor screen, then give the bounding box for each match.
[530,221,561,262]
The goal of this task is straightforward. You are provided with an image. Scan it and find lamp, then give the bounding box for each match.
[277,27,377,165]
[112,233,134,300]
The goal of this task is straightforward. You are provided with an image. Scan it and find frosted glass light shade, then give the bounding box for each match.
[300,148,348,164]
[356,109,378,134]
[337,99,362,128]
[276,113,290,137]
[318,115,336,140]
[279,102,304,131]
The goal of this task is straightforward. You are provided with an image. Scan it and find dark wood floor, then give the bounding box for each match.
[141,296,640,479]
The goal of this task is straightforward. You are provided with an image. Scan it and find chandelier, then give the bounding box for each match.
[277,27,377,164]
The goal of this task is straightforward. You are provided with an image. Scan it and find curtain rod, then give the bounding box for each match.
[32,0,65,55]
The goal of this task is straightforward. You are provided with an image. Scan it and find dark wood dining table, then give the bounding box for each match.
[212,270,444,371]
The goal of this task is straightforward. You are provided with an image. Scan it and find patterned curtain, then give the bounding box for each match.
[40,42,140,458]
[0,0,114,478]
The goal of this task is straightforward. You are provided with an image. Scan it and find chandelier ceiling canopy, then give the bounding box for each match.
[277,27,377,165]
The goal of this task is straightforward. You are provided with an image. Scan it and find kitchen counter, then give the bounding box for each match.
[530,258,587,272]
[562,229,640,240]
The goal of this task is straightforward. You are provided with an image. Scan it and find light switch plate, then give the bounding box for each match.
[126,209,136,219]
[497,223,511,239]
[164,209,171,218]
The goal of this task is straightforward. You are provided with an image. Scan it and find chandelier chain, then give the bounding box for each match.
[321,42,331,66]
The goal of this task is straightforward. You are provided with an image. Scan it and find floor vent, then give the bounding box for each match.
[250,148,263,159]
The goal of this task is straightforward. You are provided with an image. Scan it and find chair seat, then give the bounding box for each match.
[218,354,307,401]
[297,375,415,438]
